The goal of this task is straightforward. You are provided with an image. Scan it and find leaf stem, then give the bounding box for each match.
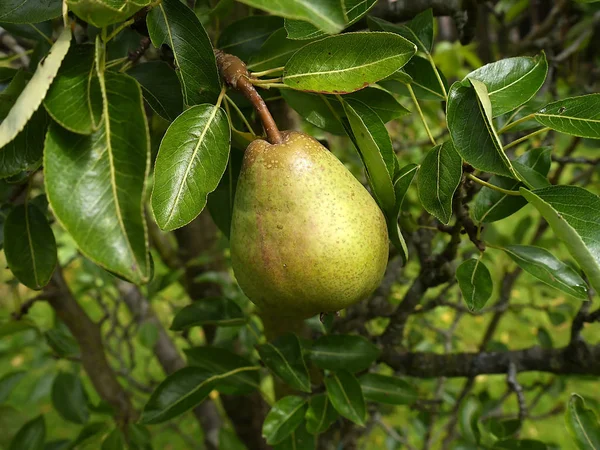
[215,85,227,109]
[104,19,135,43]
[250,77,283,85]
[504,127,550,150]
[497,113,536,134]
[225,94,256,136]
[254,83,290,90]
[249,66,285,78]
[427,55,447,100]
[467,173,521,196]
[407,84,436,146]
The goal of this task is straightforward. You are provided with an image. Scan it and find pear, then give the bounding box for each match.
[230,131,388,320]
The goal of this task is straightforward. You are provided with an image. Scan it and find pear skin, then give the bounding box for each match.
[230,131,388,320]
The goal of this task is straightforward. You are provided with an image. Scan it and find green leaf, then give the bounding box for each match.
[483,418,521,439]
[473,147,551,223]
[534,94,600,139]
[127,61,183,122]
[359,373,417,405]
[44,44,102,135]
[0,371,26,403]
[236,0,346,35]
[147,0,221,106]
[280,90,345,135]
[70,422,107,448]
[141,366,257,424]
[248,28,313,72]
[170,298,245,330]
[4,203,57,290]
[342,98,396,214]
[460,396,481,444]
[51,373,89,424]
[9,415,46,450]
[325,370,366,427]
[402,55,448,101]
[273,423,315,450]
[137,322,159,349]
[520,185,600,295]
[0,0,61,23]
[566,393,600,450]
[537,326,553,348]
[368,9,433,54]
[67,0,151,27]
[388,163,418,262]
[493,439,547,450]
[417,141,462,224]
[512,160,550,189]
[44,68,151,284]
[217,16,283,62]
[309,334,380,373]
[466,53,547,117]
[151,104,230,231]
[345,87,409,123]
[45,327,80,358]
[305,394,338,434]
[44,440,71,450]
[503,245,588,299]
[284,0,377,40]
[447,79,514,177]
[262,396,307,445]
[0,27,70,149]
[101,429,125,450]
[257,333,311,393]
[184,346,260,395]
[456,258,493,312]
[283,32,416,94]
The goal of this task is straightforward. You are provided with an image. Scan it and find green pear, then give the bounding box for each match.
[230,131,388,320]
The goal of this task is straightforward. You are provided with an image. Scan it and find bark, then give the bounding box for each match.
[46,269,135,423]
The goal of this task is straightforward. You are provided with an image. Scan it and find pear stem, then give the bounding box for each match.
[214,50,283,145]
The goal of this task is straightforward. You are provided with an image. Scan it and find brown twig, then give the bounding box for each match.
[214,50,282,144]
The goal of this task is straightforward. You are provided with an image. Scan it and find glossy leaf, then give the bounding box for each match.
[44,44,102,134]
[101,429,125,450]
[248,28,312,72]
[4,204,57,290]
[141,366,257,423]
[273,423,315,450]
[305,394,338,434]
[503,245,588,299]
[343,98,396,214]
[262,396,307,445]
[359,373,417,405]
[44,69,151,285]
[147,0,221,106]
[0,0,61,23]
[473,147,551,223]
[127,61,183,122]
[388,163,418,262]
[67,0,151,27]
[280,89,345,135]
[368,9,433,54]
[456,258,493,312]
[151,104,230,230]
[447,79,514,177]
[9,415,46,450]
[236,0,346,35]
[566,393,600,450]
[535,94,600,139]
[170,297,245,330]
[184,346,260,395]
[0,27,70,149]
[460,396,481,444]
[417,141,462,224]
[258,333,310,393]
[345,87,409,123]
[403,55,448,100]
[218,16,283,62]
[309,334,380,373]
[51,373,89,424]
[512,160,551,189]
[466,53,547,117]
[520,186,600,294]
[283,32,416,94]
[0,371,26,403]
[285,0,377,40]
[325,370,366,427]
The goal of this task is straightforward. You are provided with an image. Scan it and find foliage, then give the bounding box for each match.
[1,0,600,449]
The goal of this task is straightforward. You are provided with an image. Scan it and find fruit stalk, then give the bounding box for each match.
[214,49,282,145]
